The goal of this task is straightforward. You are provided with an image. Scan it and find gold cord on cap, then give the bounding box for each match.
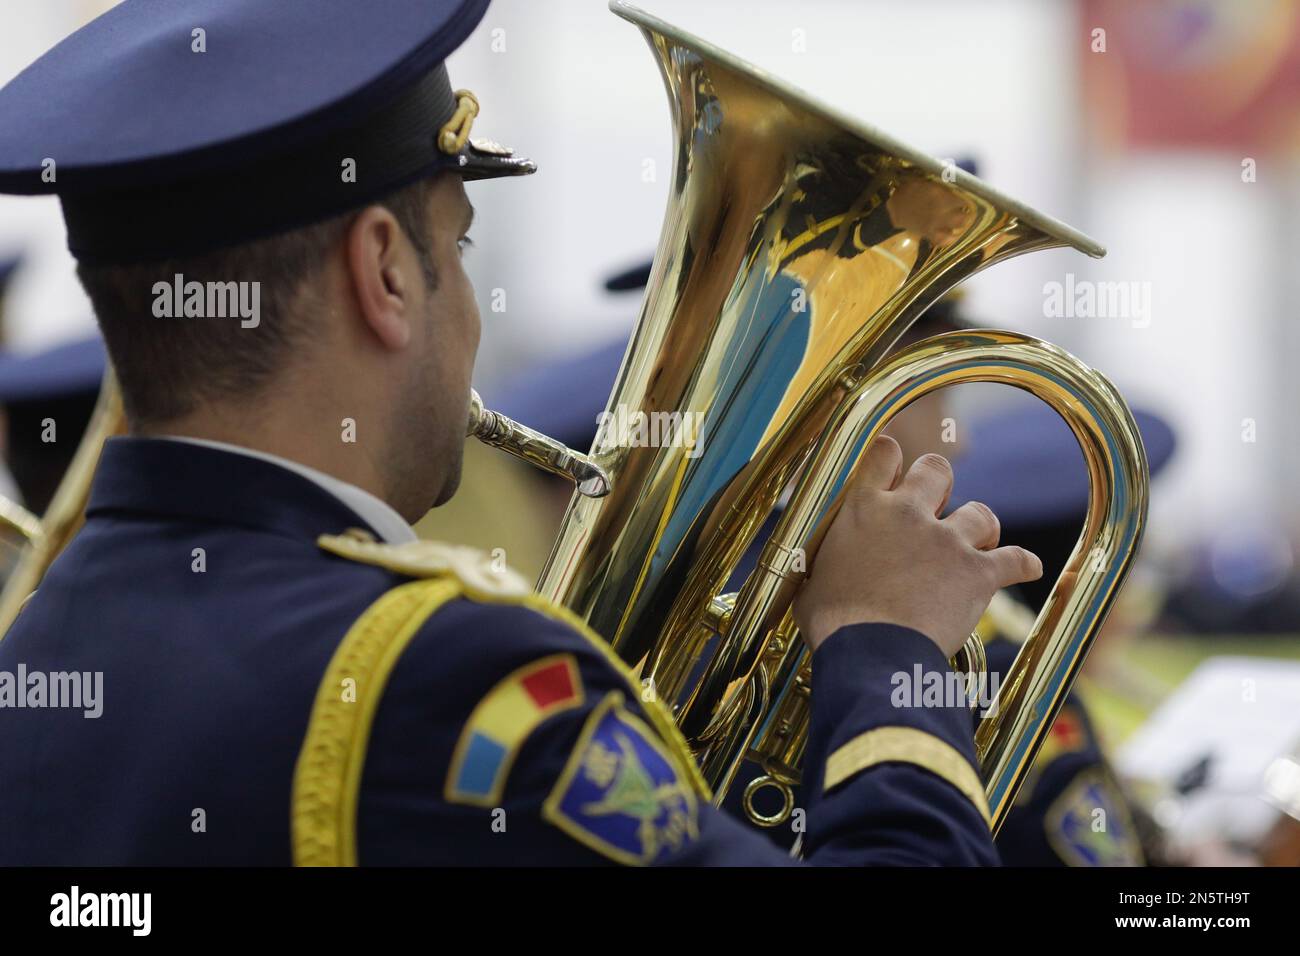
[438,89,480,154]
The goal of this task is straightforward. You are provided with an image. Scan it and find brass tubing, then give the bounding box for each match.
[697,330,1148,829]
[467,388,611,498]
[0,369,125,639]
[0,496,42,544]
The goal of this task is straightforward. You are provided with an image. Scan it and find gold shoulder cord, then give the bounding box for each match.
[291,534,708,867]
[291,576,458,866]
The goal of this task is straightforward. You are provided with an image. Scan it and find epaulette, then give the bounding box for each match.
[317,530,532,600]
[295,531,711,866]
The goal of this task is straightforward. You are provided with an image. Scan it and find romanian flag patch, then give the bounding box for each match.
[541,692,699,865]
[446,654,584,806]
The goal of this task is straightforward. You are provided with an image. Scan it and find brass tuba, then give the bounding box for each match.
[469,2,1149,832]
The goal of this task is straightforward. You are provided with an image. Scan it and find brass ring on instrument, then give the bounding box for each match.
[950,631,987,709]
[743,775,795,828]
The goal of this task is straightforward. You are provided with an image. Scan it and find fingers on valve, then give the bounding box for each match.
[852,435,903,495]
[985,545,1044,589]
[945,499,1000,551]
[901,452,954,515]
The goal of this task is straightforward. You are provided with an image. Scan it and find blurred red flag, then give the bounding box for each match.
[1083,0,1300,151]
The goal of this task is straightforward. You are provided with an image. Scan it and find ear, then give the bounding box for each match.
[344,205,413,351]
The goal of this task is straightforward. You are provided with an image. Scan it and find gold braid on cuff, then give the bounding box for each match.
[823,726,991,828]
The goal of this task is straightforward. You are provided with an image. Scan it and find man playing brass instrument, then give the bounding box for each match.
[0,0,1042,865]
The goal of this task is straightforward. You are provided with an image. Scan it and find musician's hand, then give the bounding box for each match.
[793,436,1042,658]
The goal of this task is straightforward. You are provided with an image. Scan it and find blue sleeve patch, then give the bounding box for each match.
[1045,767,1144,867]
[542,692,699,865]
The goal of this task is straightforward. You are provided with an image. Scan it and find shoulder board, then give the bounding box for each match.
[306,530,712,845]
[317,531,532,600]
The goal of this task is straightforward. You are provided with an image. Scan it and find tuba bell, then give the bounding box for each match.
[471,1,1149,832]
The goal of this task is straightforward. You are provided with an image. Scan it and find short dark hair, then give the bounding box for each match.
[77,175,439,428]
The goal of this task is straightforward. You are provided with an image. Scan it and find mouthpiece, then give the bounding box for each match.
[466,389,611,498]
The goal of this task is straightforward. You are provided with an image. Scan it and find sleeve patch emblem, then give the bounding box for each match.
[446,654,584,807]
[542,692,699,865]
[1045,767,1144,867]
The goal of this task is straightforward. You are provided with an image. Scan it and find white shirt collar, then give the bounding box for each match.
[161,436,418,544]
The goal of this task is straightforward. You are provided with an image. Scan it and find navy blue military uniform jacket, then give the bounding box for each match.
[0,438,996,865]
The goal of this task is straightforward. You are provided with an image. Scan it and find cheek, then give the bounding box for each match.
[455,257,480,327]
[427,262,479,378]
[462,282,481,351]
[448,266,481,357]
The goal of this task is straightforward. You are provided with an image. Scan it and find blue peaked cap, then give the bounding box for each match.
[0,0,534,264]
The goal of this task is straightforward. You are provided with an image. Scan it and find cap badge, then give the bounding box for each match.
[469,138,515,157]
